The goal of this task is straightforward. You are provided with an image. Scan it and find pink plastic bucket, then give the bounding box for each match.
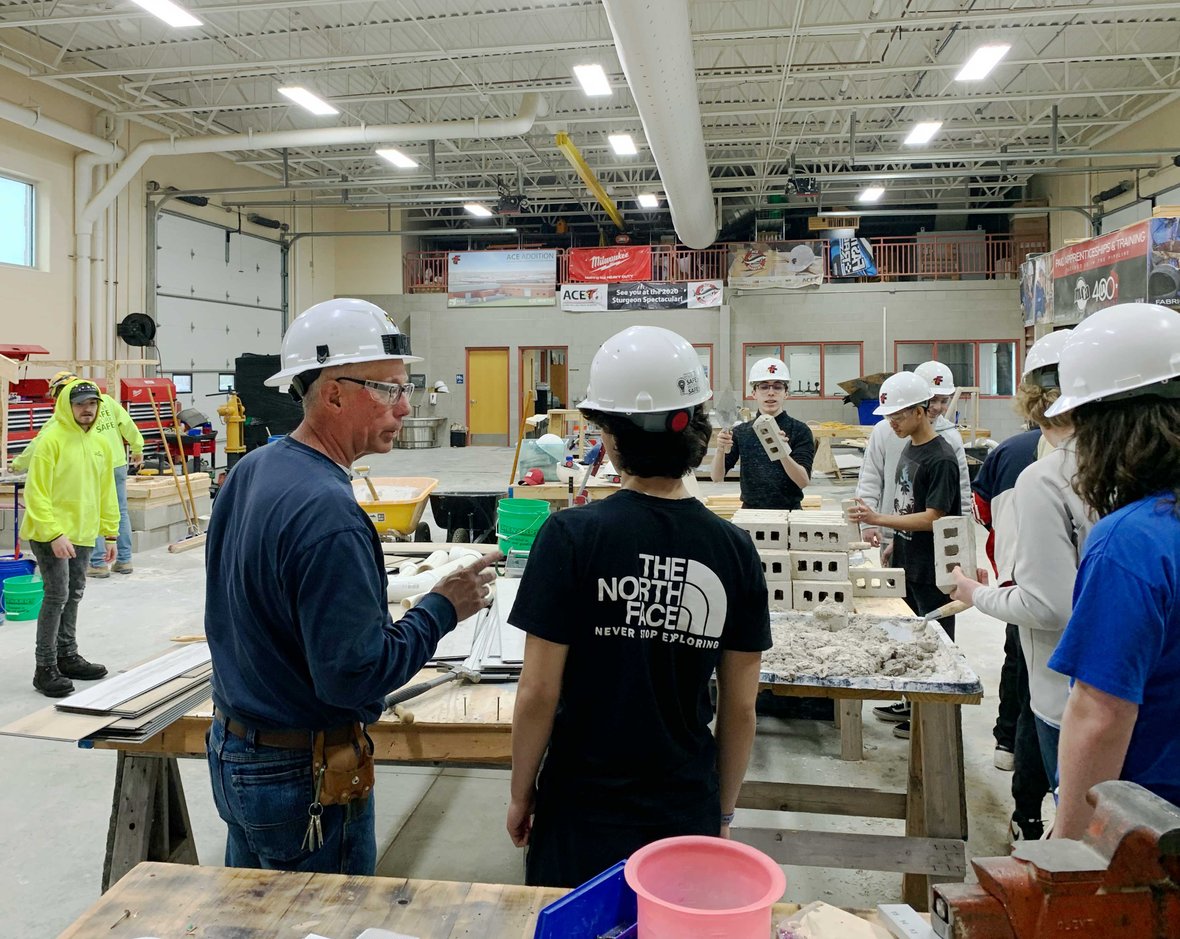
[624,835,786,938]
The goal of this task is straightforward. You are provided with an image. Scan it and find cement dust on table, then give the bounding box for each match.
[762,601,974,685]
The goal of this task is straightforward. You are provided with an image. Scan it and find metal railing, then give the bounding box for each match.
[404,234,1045,292]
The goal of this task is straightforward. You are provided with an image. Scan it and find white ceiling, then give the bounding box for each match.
[3,0,1180,234]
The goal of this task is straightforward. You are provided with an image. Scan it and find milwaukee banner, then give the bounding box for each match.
[568,245,652,282]
[560,280,723,312]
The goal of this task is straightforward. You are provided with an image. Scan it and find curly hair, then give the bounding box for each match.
[578,404,712,479]
[1013,380,1071,429]
[1072,395,1180,518]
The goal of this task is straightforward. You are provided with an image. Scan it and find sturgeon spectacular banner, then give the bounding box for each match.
[567,245,652,282]
[560,280,723,312]
[1051,221,1148,323]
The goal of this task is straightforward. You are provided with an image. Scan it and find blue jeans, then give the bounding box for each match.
[206,716,377,874]
[1035,716,1061,793]
[91,464,131,566]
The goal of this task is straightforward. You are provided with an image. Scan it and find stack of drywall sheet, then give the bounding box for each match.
[0,643,212,745]
[424,578,525,675]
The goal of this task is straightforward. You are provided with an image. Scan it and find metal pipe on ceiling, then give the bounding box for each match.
[852,205,1096,236]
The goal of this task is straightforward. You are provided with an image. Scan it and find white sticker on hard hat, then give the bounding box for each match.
[677,370,701,397]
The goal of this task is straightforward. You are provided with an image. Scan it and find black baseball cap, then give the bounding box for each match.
[69,383,101,403]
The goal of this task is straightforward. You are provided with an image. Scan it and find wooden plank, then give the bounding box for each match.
[839,699,864,761]
[737,781,907,820]
[111,665,212,717]
[57,643,211,714]
[0,701,116,742]
[734,827,966,877]
[903,702,929,909]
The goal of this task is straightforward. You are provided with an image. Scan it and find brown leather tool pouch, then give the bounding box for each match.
[311,723,375,805]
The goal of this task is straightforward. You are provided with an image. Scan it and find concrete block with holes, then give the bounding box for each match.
[758,550,793,582]
[752,413,789,462]
[789,512,856,550]
[851,567,907,598]
[768,581,792,610]
[789,550,849,582]
[933,515,976,593]
[791,580,855,611]
[732,509,792,549]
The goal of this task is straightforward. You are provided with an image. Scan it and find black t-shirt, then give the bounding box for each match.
[723,411,815,509]
[890,435,961,584]
[508,489,771,826]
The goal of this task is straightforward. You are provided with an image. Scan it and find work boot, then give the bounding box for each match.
[112,561,134,574]
[33,665,74,698]
[57,654,108,680]
[87,564,111,578]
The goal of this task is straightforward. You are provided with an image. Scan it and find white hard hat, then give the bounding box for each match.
[1045,303,1180,417]
[1021,328,1073,379]
[748,357,790,385]
[873,371,933,416]
[536,433,566,461]
[579,325,712,432]
[265,298,421,391]
[914,361,955,395]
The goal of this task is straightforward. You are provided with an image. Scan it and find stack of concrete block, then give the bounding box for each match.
[933,515,976,595]
[126,475,212,552]
[734,510,793,610]
[788,511,856,610]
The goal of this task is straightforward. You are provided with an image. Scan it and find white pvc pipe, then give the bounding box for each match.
[386,573,438,603]
[600,1,716,248]
[0,98,120,158]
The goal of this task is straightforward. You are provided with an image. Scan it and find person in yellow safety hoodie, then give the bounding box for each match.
[12,371,144,577]
[19,379,119,698]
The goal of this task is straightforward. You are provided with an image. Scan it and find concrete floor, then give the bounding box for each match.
[0,444,1048,936]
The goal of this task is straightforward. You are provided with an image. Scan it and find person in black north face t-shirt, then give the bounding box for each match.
[507,326,770,889]
[710,356,814,509]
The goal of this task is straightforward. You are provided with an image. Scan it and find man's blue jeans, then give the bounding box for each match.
[91,464,131,566]
[206,715,377,874]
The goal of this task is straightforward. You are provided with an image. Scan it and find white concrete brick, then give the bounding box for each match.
[753,413,788,461]
[768,582,792,610]
[792,580,855,611]
[789,550,849,582]
[933,515,976,593]
[733,509,791,548]
[758,550,793,582]
[851,567,907,598]
[789,513,856,550]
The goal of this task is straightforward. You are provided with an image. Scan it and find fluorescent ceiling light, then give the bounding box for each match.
[904,121,943,145]
[609,134,637,156]
[637,193,659,208]
[278,86,339,116]
[128,0,202,27]
[955,43,1011,81]
[573,64,612,97]
[376,148,418,169]
[858,186,885,203]
[464,203,494,217]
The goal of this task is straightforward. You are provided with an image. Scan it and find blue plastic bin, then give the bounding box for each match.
[856,398,883,426]
[534,861,637,939]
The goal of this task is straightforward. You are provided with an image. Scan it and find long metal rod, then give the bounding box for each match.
[853,205,1096,235]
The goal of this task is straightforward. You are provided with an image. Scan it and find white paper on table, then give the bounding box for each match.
[355,929,421,939]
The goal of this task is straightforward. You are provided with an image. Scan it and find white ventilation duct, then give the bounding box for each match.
[601,0,715,248]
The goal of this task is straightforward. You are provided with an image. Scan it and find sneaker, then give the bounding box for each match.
[87,565,111,578]
[1009,815,1045,843]
[892,721,911,739]
[57,654,108,681]
[33,665,74,698]
[872,702,911,723]
[994,745,1015,771]
[112,561,134,574]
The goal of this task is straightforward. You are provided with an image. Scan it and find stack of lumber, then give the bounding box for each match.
[0,643,212,745]
[704,493,742,518]
[126,474,211,551]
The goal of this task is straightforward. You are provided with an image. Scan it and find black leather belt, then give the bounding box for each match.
[214,711,357,749]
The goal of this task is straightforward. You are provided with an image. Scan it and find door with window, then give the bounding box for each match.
[466,347,510,445]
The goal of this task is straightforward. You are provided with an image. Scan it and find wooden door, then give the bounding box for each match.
[466,347,509,446]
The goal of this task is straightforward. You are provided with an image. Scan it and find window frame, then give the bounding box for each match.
[893,339,1021,398]
[741,340,864,400]
[692,343,714,385]
[0,172,36,269]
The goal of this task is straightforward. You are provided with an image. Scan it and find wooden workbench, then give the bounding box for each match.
[59,861,886,938]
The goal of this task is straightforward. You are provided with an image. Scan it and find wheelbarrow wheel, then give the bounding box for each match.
[451,528,469,544]
[413,522,432,543]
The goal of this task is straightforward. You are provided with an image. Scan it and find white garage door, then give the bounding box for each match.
[154,212,284,438]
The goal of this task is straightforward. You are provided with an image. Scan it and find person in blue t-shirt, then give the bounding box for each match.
[1038,303,1180,839]
[205,299,499,875]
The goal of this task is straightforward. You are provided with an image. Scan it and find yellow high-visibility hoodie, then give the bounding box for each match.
[19,380,119,546]
[11,392,143,473]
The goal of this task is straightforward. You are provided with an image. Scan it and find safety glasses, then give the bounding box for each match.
[754,382,787,392]
[336,377,415,406]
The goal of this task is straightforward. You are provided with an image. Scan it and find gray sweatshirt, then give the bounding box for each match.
[856,415,972,542]
[971,441,1094,727]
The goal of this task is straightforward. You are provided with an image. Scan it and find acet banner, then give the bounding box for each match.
[447,249,556,307]
[728,242,824,289]
[559,280,723,312]
[567,245,652,282]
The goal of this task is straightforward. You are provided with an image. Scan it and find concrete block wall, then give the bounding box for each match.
[363,279,1025,444]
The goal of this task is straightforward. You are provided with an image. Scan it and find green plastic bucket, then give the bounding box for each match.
[497,498,550,554]
[3,574,44,621]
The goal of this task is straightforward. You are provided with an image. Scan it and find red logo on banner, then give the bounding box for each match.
[568,246,652,283]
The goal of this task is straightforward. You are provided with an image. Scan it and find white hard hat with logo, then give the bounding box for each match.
[266,298,421,397]
[579,325,712,432]
[1022,328,1073,387]
[1045,303,1180,417]
[748,357,790,386]
[873,371,934,416]
[914,361,956,395]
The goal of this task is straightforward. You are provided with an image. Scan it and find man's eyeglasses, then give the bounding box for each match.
[336,377,415,406]
[754,382,787,392]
